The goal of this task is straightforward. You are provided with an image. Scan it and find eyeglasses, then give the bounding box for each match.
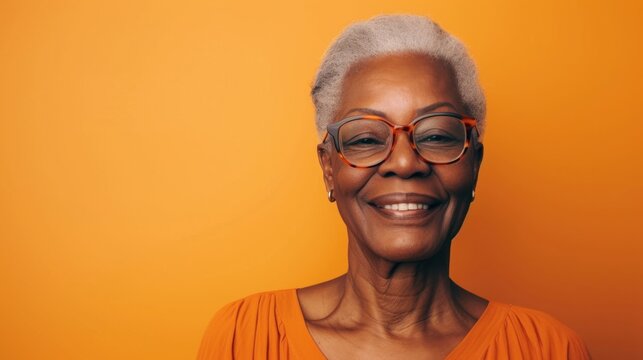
[322,112,479,168]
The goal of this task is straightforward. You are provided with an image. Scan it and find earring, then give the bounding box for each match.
[327,189,335,203]
[471,189,475,202]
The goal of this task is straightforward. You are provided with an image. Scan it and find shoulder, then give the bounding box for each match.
[492,303,591,359]
[504,304,583,341]
[197,289,294,359]
[216,289,291,320]
[201,289,293,333]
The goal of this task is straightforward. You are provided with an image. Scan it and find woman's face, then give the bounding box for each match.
[317,53,483,262]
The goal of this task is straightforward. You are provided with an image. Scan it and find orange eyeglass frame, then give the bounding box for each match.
[321,112,479,168]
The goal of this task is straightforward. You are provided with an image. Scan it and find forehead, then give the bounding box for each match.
[336,53,463,123]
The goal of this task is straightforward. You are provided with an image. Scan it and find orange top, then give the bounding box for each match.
[197,289,590,359]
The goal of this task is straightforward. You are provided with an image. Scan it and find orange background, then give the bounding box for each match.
[1,0,642,359]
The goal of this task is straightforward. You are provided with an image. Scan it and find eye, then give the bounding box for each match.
[343,134,387,147]
[417,134,456,143]
[347,137,382,146]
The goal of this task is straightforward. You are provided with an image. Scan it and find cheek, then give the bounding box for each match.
[439,151,478,193]
[441,167,475,195]
[331,157,373,199]
[330,158,376,230]
[436,158,477,238]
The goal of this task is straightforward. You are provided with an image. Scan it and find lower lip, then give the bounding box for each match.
[367,203,441,222]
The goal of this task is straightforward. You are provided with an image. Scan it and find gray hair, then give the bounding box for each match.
[311,14,486,140]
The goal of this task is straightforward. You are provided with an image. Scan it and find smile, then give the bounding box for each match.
[380,203,429,210]
[367,202,441,222]
[365,192,443,221]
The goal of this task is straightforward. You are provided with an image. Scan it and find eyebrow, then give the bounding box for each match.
[416,101,458,115]
[343,101,458,118]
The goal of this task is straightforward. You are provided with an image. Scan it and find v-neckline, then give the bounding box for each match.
[280,288,510,359]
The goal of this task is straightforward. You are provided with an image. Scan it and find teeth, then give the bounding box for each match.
[382,203,429,211]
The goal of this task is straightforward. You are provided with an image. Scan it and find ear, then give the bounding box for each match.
[317,142,334,192]
[472,142,484,188]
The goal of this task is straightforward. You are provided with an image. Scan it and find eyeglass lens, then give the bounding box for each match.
[338,115,467,167]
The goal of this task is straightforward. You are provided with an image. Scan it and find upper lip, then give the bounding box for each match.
[367,192,442,208]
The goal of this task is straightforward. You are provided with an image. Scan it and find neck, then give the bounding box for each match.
[334,235,473,337]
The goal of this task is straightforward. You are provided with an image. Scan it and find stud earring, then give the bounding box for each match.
[471,189,475,202]
[327,189,335,203]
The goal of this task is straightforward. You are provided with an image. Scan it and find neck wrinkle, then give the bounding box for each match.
[336,234,464,337]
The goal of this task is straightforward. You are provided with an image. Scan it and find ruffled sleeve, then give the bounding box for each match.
[197,291,290,360]
[483,304,591,359]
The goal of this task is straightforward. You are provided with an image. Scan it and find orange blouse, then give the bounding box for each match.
[198,289,591,359]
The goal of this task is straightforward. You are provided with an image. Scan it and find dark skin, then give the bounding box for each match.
[298,53,487,359]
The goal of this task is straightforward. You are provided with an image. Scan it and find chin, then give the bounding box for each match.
[370,234,448,263]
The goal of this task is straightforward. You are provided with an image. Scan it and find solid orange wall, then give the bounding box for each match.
[1,0,641,359]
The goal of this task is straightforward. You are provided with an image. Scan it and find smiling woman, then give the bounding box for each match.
[197,14,591,359]
[320,53,479,266]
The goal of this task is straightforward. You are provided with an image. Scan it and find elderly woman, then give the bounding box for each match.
[198,15,590,359]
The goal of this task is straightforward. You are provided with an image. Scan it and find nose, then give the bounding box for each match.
[377,130,432,178]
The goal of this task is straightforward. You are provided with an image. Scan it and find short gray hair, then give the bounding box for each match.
[311,14,486,140]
